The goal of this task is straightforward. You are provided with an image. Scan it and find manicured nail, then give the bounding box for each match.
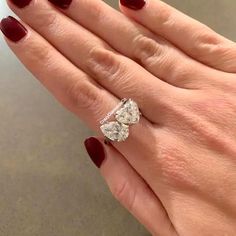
[0,16,27,42]
[84,137,105,168]
[10,0,32,8]
[120,0,146,10]
[48,0,72,9]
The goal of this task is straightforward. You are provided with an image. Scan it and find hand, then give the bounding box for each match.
[1,0,236,235]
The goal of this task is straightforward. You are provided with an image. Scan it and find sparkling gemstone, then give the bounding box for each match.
[100,121,129,142]
[115,99,140,125]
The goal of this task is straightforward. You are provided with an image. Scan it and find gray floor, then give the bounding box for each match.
[0,0,236,235]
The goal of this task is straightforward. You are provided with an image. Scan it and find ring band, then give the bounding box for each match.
[100,98,141,143]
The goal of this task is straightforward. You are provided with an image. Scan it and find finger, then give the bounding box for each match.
[119,0,236,73]
[7,0,178,122]
[84,137,177,236]
[0,16,118,131]
[45,0,229,89]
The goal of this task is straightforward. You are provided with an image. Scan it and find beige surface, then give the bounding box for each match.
[0,1,235,235]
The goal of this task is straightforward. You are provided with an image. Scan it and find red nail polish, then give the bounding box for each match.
[120,0,146,10]
[48,0,72,9]
[10,0,32,8]
[84,137,105,168]
[0,16,27,42]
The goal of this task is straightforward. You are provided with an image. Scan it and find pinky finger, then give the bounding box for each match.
[84,137,177,236]
[119,0,236,73]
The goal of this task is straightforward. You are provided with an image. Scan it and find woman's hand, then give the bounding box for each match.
[1,0,236,235]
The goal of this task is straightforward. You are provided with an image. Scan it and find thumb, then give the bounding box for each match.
[84,137,177,236]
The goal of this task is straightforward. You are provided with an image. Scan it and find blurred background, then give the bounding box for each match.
[0,0,236,235]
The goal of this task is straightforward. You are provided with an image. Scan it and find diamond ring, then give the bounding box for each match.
[100,98,141,143]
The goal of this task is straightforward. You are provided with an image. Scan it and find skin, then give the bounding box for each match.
[2,0,236,235]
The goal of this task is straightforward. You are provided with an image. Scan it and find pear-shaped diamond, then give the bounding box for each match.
[100,121,129,142]
[115,99,140,125]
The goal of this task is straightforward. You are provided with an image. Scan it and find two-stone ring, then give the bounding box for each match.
[100,98,141,143]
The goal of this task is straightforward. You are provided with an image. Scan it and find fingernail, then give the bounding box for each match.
[48,0,72,9]
[10,0,32,8]
[0,16,27,42]
[84,137,105,168]
[120,0,146,10]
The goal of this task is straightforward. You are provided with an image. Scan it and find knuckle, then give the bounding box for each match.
[87,48,140,97]
[192,28,222,57]
[132,35,166,67]
[83,0,105,23]
[32,9,58,30]
[26,43,50,62]
[156,4,173,28]
[66,80,103,113]
[111,180,136,212]
[168,62,195,87]
[194,30,236,71]
[24,41,52,78]
[87,48,123,82]
[196,28,220,46]
[26,43,50,63]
